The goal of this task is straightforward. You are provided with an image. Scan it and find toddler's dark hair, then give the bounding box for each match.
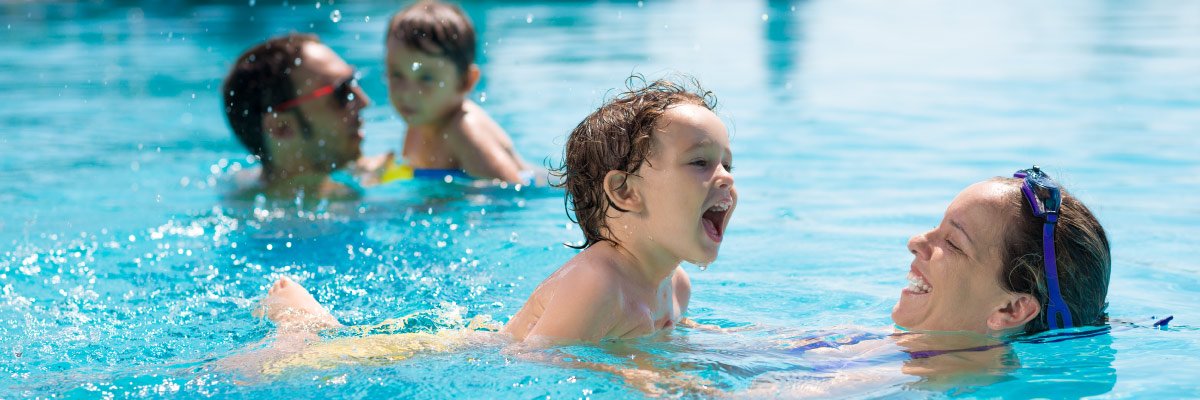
[553,76,717,249]
[387,0,476,76]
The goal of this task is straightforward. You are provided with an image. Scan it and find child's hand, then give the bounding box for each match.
[354,151,395,185]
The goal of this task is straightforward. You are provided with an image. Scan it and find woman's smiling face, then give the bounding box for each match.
[892,180,1022,334]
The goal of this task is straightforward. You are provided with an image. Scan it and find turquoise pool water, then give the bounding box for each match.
[3,0,1199,397]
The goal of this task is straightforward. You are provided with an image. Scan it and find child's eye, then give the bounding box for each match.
[689,159,709,168]
[420,75,435,83]
[723,163,734,173]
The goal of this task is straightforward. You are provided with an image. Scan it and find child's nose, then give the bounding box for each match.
[715,165,734,189]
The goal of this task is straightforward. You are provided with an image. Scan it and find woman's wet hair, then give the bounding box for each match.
[222,33,319,169]
[994,177,1111,334]
[553,76,717,249]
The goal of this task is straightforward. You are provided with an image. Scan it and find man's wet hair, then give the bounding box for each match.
[553,76,717,249]
[387,0,476,77]
[221,33,319,168]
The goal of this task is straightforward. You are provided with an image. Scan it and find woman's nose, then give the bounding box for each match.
[908,232,931,260]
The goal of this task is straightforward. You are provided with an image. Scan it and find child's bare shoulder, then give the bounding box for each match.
[551,251,625,296]
[445,102,506,143]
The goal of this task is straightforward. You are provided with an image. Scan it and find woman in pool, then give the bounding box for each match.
[742,166,1112,395]
[894,166,1109,337]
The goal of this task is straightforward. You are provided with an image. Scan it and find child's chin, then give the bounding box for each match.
[689,250,719,266]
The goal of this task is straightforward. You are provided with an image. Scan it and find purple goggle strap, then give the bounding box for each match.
[1015,170,1074,330]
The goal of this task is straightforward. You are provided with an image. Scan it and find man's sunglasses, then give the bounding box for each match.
[1014,165,1073,330]
[271,72,360,113]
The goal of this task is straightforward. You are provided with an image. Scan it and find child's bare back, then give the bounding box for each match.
[503,243,691,343]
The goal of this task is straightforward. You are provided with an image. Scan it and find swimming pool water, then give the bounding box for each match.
[2,0,1199,397]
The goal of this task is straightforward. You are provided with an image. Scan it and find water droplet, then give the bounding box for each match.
[761,13,769,21]
[479,91,487,102]
[329,9,341,23]
[525,14,533,23]
[509,232,519,242]
[411,62,422,71]
[294,57,302,66]
[266,244,273,251]
[637,1,643,7]
[248,0,255,6]
[364,16,370,22]
[314,1,321,9]
[697,264,708,271]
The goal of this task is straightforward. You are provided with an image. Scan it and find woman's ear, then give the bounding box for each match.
[261,112,296,140]
[987,293,1041,332]
[602,170,643,213]
[460,64,481,93]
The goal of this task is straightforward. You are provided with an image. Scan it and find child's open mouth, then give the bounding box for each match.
[701,199,732,243]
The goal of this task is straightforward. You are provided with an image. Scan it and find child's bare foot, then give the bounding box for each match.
[254,277,343,331]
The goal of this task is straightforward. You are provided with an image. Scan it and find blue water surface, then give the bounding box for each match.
[2,0,1198,398]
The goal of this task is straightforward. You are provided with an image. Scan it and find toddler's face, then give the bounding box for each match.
[635,104,736,266]
[385,41,466,126]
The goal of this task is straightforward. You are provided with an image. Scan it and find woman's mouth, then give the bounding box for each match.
[905,270,932,295]
[701,199,732,243]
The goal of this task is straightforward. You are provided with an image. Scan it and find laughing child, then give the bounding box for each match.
[502,77,737,343]
[383,0,533,183]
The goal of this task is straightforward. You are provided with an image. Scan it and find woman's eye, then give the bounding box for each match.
[946,238,962,253]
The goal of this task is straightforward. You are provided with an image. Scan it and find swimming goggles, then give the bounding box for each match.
[1014,166,1073,330]
[272,71,360,112]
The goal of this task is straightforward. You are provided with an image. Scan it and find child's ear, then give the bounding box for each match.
[261,112,297,140]
[986,293,1041,332]
[602,170,643,213]
[460,64,481,93]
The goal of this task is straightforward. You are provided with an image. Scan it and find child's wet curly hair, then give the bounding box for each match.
[553,75,718,249]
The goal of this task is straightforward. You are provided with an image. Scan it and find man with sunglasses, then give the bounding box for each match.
[222,33,387,199]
